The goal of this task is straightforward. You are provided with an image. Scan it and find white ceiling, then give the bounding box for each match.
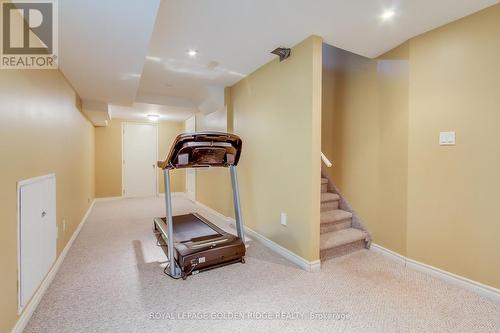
[60,0,499,122]
[59,0,160,105]
[110,103,196,122]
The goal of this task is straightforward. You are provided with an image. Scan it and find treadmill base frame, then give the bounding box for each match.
[153,216,246,280]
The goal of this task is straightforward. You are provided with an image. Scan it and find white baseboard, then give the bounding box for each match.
[193,199,320,272]
[192,199,232,224]
[244,226,321,272]
[11,199,96,333]
[94,196,122,202]
[370,243,406,265]
[95,193,185,202]
[158,192,186,197]
[405,258,500,302]
[371,243,499,303]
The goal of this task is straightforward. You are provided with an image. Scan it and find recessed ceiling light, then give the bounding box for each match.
[187,49,198,57]
[146,56,162,62]
[381,10,395,21]
[147,114,160,122]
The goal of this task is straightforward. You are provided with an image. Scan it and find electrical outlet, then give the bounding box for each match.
[280,213,287,226]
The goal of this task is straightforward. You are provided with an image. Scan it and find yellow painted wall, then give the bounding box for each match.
[195,168,234,217]
[0,70,95,333]
[322,4,500,288]
[229,35,323,261]
[195,112,235,217]
[406,4,500,288]
[95,119,185,197]
[376,43,409,255]
[158,120,186,193]
[95,119,122,197]
[321,44,383,248]
[322,42,409,254]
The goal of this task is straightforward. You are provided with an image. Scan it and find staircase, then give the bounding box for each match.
[320,177,370,260]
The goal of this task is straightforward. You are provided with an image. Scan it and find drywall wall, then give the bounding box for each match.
[376,43,410,256]
[229,35,323,261]
[95,119,122,197]
[195,109,235,218]
[321,44,382,249]
[95,119,185,197]
[322,42,409,255]
[0,70,95,333]
[158,120,185,193]
[406,4,500,288]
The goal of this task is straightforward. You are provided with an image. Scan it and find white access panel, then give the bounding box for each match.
[123,123,158,197]
[185,115,196,201]
[18,174,56,313]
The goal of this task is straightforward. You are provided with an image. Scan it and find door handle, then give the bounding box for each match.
[41,211,46,218]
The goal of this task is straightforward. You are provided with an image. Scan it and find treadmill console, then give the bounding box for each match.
[158,132,242,170]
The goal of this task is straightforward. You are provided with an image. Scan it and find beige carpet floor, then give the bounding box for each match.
[25,196,500,333]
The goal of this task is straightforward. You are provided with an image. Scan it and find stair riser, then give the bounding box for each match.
[320,219,351,234]
[321,183,328,193]
[321,200,339,212]
[320,210,351,224]
[320,239,367,261]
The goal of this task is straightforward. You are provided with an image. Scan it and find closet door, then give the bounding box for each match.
[123,123,158,197]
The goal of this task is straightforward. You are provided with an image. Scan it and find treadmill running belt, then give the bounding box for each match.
[168,214,221,243]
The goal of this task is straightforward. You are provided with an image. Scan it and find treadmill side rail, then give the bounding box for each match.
[230,165,246,244]
[162,169,182,278]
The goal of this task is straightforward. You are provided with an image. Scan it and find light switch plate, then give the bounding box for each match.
[280,212,287,226]
[439,131,455,146]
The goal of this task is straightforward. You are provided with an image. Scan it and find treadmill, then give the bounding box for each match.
[153,132,246,279]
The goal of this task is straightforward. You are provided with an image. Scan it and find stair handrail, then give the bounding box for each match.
[321,152,333,167]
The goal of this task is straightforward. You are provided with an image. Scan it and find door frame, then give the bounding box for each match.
[121,122,159,197]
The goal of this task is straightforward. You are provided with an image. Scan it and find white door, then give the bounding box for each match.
[18,174,56,313]
[185,116,196,201]
[123,123,157,197]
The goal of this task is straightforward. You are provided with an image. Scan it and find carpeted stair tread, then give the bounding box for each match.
[320,228,368,250]
[320,209,352,224]
[319,176,370,259]
[321,192,340,203]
